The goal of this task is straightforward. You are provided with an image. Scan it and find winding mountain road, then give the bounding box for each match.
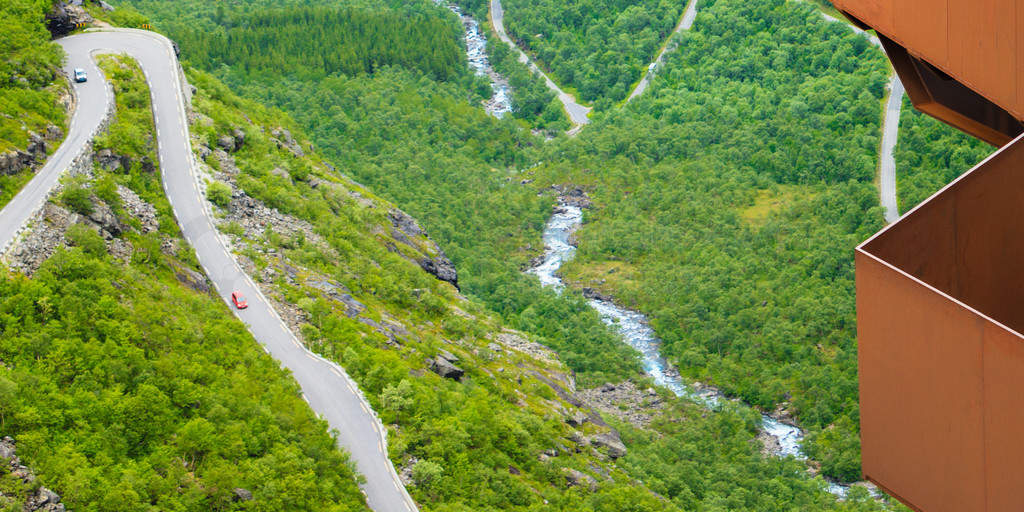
[627,0,698,102]
[490,0,591,127]
[1,29,416,512]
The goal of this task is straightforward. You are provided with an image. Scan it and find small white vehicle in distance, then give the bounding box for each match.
[73,68,87,83]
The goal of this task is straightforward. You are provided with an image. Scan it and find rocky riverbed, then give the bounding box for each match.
[437,1,512,118]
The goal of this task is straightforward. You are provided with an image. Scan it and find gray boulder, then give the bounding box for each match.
[562,468,597,491]
[565,412,589,427]
[428,357,464,381]
[233,488,254,502]
[591,432,627,459]
[232,128,246,150]
[85,201,124,238]
[0,151,34,177]
[437,349,458,363]
[37,487,61,505]
[47,2,93,36]
[0,436,16,461]
[217,135,236,152]
[95,149,132,173]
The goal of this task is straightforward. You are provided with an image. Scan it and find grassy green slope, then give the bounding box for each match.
[1,51,369,510]
[0,0,68,208]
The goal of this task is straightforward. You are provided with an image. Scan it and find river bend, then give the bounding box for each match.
[529,203,853,496]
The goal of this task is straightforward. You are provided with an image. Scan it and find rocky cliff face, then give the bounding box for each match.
[387,208,459,289]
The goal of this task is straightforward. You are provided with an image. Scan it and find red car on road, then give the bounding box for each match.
[231,291,248,309]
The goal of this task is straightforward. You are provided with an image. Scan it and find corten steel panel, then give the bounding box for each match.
[893,0,947,65]
[864,132,1024,332]
[833,0,1022,122]
[856,253,985,511]
[983,324,1024,510]
[964,0,1016,105]
[858,133,1024,511]
[1019,0,1024,118]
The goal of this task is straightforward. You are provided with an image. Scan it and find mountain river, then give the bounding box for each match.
[438,1,512,118]
[528,203,852,497]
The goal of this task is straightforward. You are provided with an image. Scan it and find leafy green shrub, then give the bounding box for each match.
[65,223,106,255]
[94,174,122,210]
[206,180,231,206]
[60,186,93,215]
[218,220,244,236]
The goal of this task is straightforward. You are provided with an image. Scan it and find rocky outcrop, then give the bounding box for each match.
[94,149,155,174]
[46,1,93,37]
[0,128,63,177]
[577,381,666,429]
[232,488,253,502]
[387,208,458,289]
[0,151,35,177]
[562,468,597,491]
[768,402,799,428]
[580,287,615,302]
[0,437,66,511]
[270,128,305,158]
[217,128,245,153]
[427,351,464,381]
[550,184,593,209]
[589,432,627,459]
[118,185,159,233]
[3,187,159,274]
[755,430,782,456]
[168,259,211,293]
[85,200,125,239]
[309,280,365,318]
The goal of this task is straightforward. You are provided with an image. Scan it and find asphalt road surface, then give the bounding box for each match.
[878,74,905,223]
[4,29,416,512]
[0,40,111,255]
[627,0,699,102]
[819,11,903,223]
[490,0,591,126]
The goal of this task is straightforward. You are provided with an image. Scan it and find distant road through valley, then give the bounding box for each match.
[820,10,904,223]
[490,0,591,128]
[2,29,416,512]
[627,0,699,102]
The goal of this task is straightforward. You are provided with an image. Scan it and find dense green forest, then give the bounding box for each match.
[176,8,464,82]
[893,97,992,211]
[0,52,368,511]
[486,29,569,129]
[2,0,956,507]
[184,52,887,510]
[133,0,890,485]
[533,0,890,482]
[496,0,682,105]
